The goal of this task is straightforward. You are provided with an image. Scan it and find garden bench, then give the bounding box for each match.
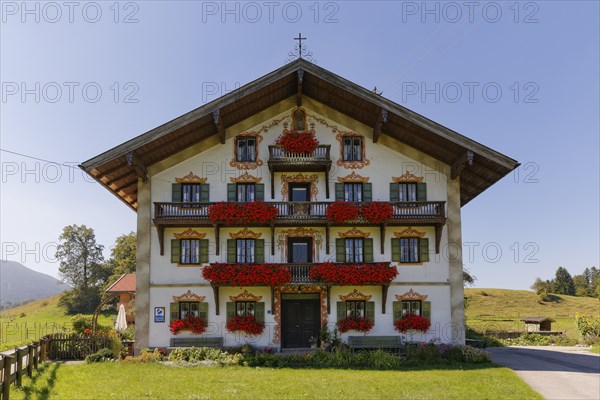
[169,337,223,348]
[465,339,487,348]
[348,336,404,353]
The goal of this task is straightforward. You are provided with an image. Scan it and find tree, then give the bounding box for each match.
[531,277,553,294]
[463,267,476,287]
[573,274,591,297]
[103,232,137,292]
[552,267,576,296]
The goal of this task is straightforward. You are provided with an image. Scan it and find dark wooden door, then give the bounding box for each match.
[287,238,312,263]
[282,300,320,348]
[289,183,310,201]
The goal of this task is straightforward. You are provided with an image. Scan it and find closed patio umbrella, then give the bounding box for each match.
[115,303,128,332]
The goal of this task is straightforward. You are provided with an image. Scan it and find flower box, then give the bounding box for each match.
[170,316,206,335]
[309,262,398,285]
[275,130,319,154]
[202,263,292,286]
[337,316,373,333]
[394,314,431,333]
[226,315,265,335]
[207,201,278,225]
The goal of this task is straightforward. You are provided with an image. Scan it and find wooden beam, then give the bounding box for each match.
[380,223,386,254]
[271,224,275,256]
[325,225,330,255]
[372,108,388,143]
[157,225,165,256]
[212,285,220,315]
[270,170,275,199]
[213,109,226,144]
[296,69,304,106]
[326,285,331,314]
[215,225,220,256]
[126,151,148,182]
[435,224,443,254]
[451,150,474,180]
[381,284,389,314]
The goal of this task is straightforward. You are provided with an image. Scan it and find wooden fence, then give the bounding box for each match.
[45,333,111,360]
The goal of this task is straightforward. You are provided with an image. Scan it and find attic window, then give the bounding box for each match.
[236,137,257,162]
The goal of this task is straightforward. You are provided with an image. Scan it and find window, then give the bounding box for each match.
[237,183,255,202]
[180,239,200,264]
[342,137,363,161]
[346,301,366,318]
[345,238,364,263]
[236,137,256,162]
[182,184,201,203]
[179,302,200,319]
[398,183,417,202]
[293,109,306,130]
[236,239,255,263]
[236,301,256,317]
[344,183,363,202]
[401,301,421,318]
[400,238,420,263]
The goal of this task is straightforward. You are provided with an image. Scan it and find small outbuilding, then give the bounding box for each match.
[521,317,555,332]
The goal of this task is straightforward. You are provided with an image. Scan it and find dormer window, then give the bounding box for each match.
[236,136,257,162]
[342,137,363,161]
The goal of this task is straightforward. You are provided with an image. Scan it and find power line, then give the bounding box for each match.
[0,148,82,170]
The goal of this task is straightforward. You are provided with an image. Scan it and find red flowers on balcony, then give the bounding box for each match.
[326,201,360,223]
[275,130,319,154]
[326,201,394,224]
[208,201,278,225]
[170,316,206,335]
[337,316,374,333]
[309,262,398,285]
[202,263,292,286]
[394,314,431,333]
[361,202,394,224]
[226,315,265,335]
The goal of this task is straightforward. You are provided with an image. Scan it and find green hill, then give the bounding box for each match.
[465,288,600,340]
[0,294,116,351]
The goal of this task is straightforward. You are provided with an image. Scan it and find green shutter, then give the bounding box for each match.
[255,184,265,201]
[362,183,372,202]
[199,239,209,263]
[422,301,431,322]
[389,183,399,202]
[363,238,374,262]
[200,184,210,202]
[391,238,401,262]
[226,302,235,323]
[393,301,403,322]
[337,301,346,322]
[366,301,375,324]
[227,184,236,201]
[335,183,344,201]
[336,238,345,262]
[198,302,208,325]
[172,183,182,202]
[254,239,265,263]
[416,183,427,201]
[420,238,430,262]
[255,302,265,323]
[171,240,181,263]
[227,240,236,263]
[170,302,179,324]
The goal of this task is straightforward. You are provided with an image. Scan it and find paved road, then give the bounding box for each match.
[488,346,600,400]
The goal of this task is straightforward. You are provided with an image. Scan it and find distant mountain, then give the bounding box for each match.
[0,261,70,307]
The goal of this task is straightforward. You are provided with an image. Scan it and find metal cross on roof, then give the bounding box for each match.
[286,33,316,64]
[294,33,306,58]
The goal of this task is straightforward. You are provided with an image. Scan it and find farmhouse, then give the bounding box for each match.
[81,59,518,353]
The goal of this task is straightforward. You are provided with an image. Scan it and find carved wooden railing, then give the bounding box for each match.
[285,264,315,283]
[268,145,331,162]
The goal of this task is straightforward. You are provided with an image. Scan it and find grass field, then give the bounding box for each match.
[0,295,115,351]
[465,288,600,340]
[12,362,542,400]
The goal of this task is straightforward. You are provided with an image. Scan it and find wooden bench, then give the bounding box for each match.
[169,337,223,348]
[348,336,404,353]
[465,339,487,348]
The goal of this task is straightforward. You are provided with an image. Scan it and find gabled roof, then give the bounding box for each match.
[80,58,519,210]
[521,317,556,323]
[105,273,136,293]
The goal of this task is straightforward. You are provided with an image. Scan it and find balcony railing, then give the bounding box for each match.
[286,264,315,284]
[268,145,330,162]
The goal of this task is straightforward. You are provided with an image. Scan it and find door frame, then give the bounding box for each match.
[287,237,313,263]
[281,298,321,348]
[288,182,311,202]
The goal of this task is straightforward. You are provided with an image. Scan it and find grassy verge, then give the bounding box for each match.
[13,362,542,400]
[590,345,600,354]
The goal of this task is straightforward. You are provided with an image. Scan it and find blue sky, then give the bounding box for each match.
[1,1,598,289]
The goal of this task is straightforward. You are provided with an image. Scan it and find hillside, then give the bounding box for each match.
[0,260,70,307]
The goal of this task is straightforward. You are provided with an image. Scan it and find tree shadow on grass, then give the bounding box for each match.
[18,362,61,400]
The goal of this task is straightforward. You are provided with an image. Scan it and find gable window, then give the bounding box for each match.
[344,183,363,202]
[342,137,363,161]
[236,301,256,317]
[182,184,201,203]
[180,239,200,264]
[346,300,366,318]
[236,137,257,162]
[398,183,417,202]
[345,238,364,263]
[236,239,255,263]
[237,183,255,202]
[401,300,422,317]
[178,301,200,319]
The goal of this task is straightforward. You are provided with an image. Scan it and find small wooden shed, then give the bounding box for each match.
[521,317,555,332]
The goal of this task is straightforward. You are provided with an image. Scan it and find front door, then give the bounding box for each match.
[288,237,312,263]
[289,183,310,216]
[281,299,320,348]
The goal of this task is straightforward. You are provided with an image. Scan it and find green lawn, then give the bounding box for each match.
[590,345,600,354]
[12,362,542,400]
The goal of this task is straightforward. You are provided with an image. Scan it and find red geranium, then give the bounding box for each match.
[394,314,431,333]
[275,130,319,154]
[170,316,206,335]
[361,202,394,224]
[84,328,91,335]
[208,202,278,225]
[226,315,264,335]
[202,263,292,286]
[309,262,397,285]
[326,201,360,224]
[337,316,374,333]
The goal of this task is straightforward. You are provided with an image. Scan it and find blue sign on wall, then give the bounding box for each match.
[154,307,165,323]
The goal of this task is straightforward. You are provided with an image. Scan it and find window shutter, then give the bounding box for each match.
[335,183,344,201]
[420,238,430,262]
[422,301,431,322]
[170,302,179,324]
[227,239,236,263]
[254,239,265,263]
[416,183,427,201]
[362,183,372,202]
[200,184,210,202]
[336,301,346,322]
[391,238,401,262]
[255,184,265,201]
[199,239,209,263]
[389,183,399,202]
[255,302,265,323]
[364,238,374,262]
[172,183,182,202]
[336,238,345,262]
[393,301,403,322]
[227,184,236,202]
[171,240,180,264]
[366,301,375,325]
[226,302,235,323]
[198,302,208,325]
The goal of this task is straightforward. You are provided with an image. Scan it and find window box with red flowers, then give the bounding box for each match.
[226,315,265,335]
[202,263,292,286]
[361,202,394,224]
[309,262,398,285]
[337,316,374,333]
[394,314,431,333]
[170,316,207,335]
[275,130,319,154]
[208,201,278,225]
[326,201,360,224]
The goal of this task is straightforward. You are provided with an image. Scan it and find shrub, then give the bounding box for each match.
[501,333,549,346]
[122,348,166,364]
[85,348,115,363]
[167,347,242,366]
[575,314,600,344]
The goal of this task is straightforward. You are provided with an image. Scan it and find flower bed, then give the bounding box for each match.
[170,316,206,335]
[326,201,360,223]
[275,130,319,154]
[360,202,394,224]
[202,263,292,286]
[337,316,374,333]
[226,315,265,335]
[309,262,397,285]
[208,201,278,225]
[394,314,431,333]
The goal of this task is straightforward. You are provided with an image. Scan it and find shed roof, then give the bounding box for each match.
[521,317,556,323]
[105,273,136,293]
